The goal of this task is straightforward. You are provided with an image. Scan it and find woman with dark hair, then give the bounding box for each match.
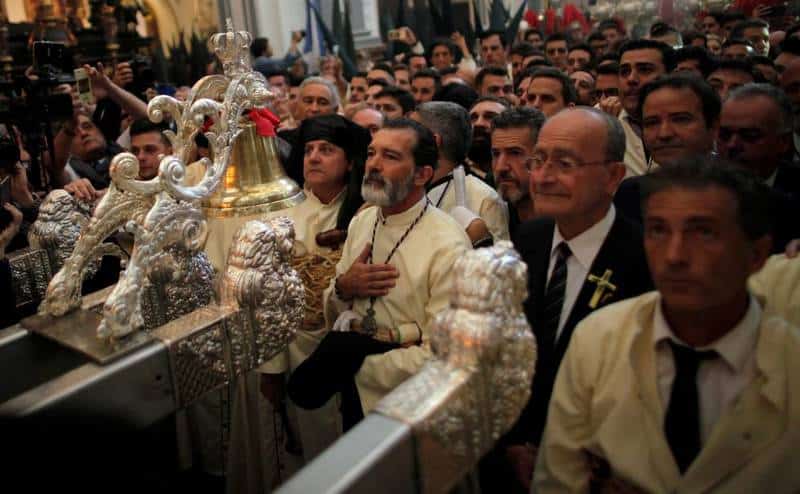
[258,113,370,464]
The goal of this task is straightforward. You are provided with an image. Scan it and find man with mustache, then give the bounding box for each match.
[414,101,510,244]
[490,107,545,238]
[502,108,653,491]
[535,159,799,493]
[614,74,721,225]
[468,96,511,178]
[289,119,470,428]
[600,40,673,177]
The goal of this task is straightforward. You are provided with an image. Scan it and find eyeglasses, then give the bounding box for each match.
[527,155,608,173]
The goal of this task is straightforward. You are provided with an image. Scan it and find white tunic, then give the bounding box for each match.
[619,109,658,177]
[427,173,510,241]
[324,197,471,412]
[260,187,344,374]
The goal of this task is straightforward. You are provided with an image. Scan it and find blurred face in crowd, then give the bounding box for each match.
[367,68,394,84]
[754,62,778,84]
[349,76,369,103]
[707,68,754,101]
[395,68,411,91]
[642,86,716,165]
[480,72,513,100]
[530,110,625,236]
[411,76,437,105]
[702,15,721,35]
[366,84,384,106]
[481,34,507,66]
[297,82,336,120]
[717,96,792,178]
[644,185,769,317]
[374,95,405,119]
[352,107,384,136]
[780,60,800,132]
[303,139,350,198]
[525,76,570,117]
[523,54,546,69]
[131,131,171,180]
[516,75,533,100]
[491,126,535,204]
[288,85,301,120]
[511,54,526,79]
[267,75,288,96]
[775,51,800,74]
[409,55,428,74]
[469,100,507,165]
[722,42,754,60]
[545,40,568,70]
[602,27,624,48]
[567,48,592,74]
[526,31,544,49]
[675,58,704,78]
[431,45,454,70]
[570,71,596,106]
[619,48,667,114]
[174,86,191,102]
[595,72,621,100]
[742,26,770,57]
[589,38,609,57]
[75,114,106,160]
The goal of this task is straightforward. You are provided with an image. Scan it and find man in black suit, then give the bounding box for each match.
[614,74,720,226]
[500,107,654,491]
[716,83,800,252]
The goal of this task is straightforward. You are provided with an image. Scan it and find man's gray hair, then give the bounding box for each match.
[415,101,472,165]
[299,76,340,109]
[728,83,793,134]
[491,107,546,148]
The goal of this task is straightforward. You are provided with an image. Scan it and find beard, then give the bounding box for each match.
[495,170,528,204]
[361,170,415,207]
[468,129,493,166]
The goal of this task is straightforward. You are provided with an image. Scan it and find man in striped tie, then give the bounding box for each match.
[498,107,654,492]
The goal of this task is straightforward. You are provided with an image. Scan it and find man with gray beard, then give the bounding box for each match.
[490,107,546,237]
[288,119,471,428]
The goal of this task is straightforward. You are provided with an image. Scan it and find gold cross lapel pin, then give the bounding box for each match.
[587,269,617,309]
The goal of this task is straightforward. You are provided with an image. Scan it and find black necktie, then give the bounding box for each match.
[539,242,571,352]
[663,340,718,474]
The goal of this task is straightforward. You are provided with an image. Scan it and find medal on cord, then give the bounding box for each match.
[361,200,429,335]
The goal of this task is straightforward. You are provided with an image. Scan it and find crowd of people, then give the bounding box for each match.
[2,6,800,493]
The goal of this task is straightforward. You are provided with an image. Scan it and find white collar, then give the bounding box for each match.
[653,293,762,373]
[377,195,428,227]
[304,186,345,208]
[552,205,616,272]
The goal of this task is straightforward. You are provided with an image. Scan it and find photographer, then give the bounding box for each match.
[53,108,123,200]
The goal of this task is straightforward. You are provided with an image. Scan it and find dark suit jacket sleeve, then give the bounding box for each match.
[613,177,643,227]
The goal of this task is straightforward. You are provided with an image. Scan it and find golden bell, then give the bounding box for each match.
[203,120,304,218]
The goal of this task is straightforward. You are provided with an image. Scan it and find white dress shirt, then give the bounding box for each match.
[547,205,616,340]
[653,295,761,443]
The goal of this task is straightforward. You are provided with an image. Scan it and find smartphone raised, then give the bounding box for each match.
[74,68,95,106]
[388,29,401,41]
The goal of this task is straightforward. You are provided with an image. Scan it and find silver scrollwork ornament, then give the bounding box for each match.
[375,241,536,493]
